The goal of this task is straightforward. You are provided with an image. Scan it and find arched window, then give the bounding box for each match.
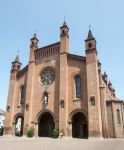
[20,86,25,105]
[117,109,121,124]
[75,76,81,98]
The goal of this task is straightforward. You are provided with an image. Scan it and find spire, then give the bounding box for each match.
[31,32,39,41]
[63,16,67,26]
[14,54,19,62]
[11,54,21,72]
[63,20,67,26]
[30,31,39,48]
[33,32,37,39]
[85,27,97,53]
[87,25,94,39]
[87,29,94,39]
[60,19,69,30]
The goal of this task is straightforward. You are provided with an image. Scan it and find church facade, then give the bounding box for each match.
[4,22,124,138]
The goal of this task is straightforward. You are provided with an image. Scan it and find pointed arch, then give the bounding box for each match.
[34,109,56,124]
[68,109,88,123]
[13,113,24,124]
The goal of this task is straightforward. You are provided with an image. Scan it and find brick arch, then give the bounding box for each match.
[71,71,81,79]
[13,113,24,124]
[68,109,88,123]
[35,109,56,124]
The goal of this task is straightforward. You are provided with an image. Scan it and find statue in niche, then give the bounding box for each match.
[43,92,48,104]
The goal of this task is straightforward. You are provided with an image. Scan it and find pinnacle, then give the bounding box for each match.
[31,32,39,41]
[87,29,94,39]
[15,55,19,62]
[33,32,37,38]
[63,20,67,26]
[60,20,69,30]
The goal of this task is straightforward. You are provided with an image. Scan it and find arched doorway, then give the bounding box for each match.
[38,112,55,137]
[72,112,88,138]
[15,116,24,137]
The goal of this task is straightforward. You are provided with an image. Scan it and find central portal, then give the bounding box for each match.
[72,112,88,138]
[38,112,55,137]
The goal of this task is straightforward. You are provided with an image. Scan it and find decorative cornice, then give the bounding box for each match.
[35,42,60,52]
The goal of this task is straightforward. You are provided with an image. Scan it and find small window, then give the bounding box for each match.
[117,109,121,124]
[20,86,25,105]
[88,43,92,49]
[75,76,81,98]
[13,65,15,70]
[17,65,20,70]
[62,30,65,34]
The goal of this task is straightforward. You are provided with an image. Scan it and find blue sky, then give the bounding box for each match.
[0,0,124,110]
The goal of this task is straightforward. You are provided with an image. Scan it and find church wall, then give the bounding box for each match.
[100,74,123,138]
[31,55,60,127]
[4,23,124,138]
[112,102,124,138]
[67,57,88,117]
[106,102,115,138]
[106,102,124,138]
[4,69,28,135]
[13,72,28,114]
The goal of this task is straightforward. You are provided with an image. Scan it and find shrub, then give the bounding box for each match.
[27,127,34,137]
[52,128,59,138]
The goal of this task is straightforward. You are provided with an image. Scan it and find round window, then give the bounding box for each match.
[41,69,55,86]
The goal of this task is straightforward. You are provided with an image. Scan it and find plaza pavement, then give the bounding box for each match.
[0,137,124,150]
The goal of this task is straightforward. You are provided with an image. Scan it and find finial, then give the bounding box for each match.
[33,33,37,38]
[32,30,38,40]
[63,16,67,26]
[89,25,91,30]
[87,25,94,39]
[60,17,69,30]
[15,50,19,62]
[64,16,66,22]
[15,54,19,62]
[18,50,19,56]
[33,28,37,38]
[30,30,39,43]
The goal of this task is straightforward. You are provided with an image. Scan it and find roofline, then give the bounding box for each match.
[67,53,86,62]
[35,42,60,52]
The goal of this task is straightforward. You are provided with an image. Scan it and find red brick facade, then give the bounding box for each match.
[4,22,124,138]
